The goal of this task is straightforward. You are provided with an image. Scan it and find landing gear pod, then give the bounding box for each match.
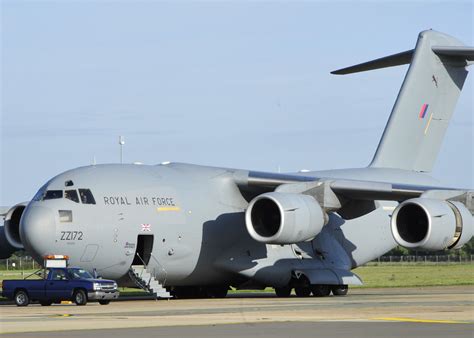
[245,192,326,244]
[391,198,473,251]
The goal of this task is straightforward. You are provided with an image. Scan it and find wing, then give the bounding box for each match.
[234,170,473,212]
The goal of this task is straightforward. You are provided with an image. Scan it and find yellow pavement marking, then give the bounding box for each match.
[157,206,181,212]
[373,317,470,324]
[51,314,73,317]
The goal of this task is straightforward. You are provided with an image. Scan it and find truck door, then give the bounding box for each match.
[27,270,48,300]
[45,269,71,300]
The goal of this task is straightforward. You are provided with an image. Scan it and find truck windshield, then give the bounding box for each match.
[67,268,94,280]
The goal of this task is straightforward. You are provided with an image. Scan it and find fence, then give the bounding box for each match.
[0,256,38,271]
[0,254,472,272]
[371,254,474,264]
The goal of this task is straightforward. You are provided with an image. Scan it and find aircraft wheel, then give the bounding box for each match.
[99,300,110,305]
[206,286,228,298]
[172,286,199,299]
[274,286,292,297]
[331,285,349,296]
[14,290,29,307]
[295,286,311,297]
[40,300,53,306]
[310,284,331,297]
[73,289,88,306]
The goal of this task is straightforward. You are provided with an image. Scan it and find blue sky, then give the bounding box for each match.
[1,0,473,205]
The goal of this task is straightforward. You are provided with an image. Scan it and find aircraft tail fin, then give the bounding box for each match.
[332,30,473,172]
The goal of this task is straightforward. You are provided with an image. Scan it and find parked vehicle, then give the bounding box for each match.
[2,264,119,306]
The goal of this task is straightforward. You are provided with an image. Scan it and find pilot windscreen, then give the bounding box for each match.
[79,189,96,205]
[43,190,63,200]
[65,190,79,203]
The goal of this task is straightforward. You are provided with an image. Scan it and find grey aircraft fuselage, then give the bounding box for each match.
[21,162,433,287]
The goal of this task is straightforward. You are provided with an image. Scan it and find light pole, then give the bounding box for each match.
[119,136,125,164]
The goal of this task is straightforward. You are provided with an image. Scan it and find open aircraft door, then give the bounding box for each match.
[133,234,154,266]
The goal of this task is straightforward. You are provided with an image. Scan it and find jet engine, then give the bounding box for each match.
[391,198,473,251]
[0,226,16,259]
[3,202,28,250]
[245,192,326,244]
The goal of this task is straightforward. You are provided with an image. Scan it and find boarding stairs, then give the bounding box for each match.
[129,256,170,299]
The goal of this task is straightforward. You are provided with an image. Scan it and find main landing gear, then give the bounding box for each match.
[274,284,348,298]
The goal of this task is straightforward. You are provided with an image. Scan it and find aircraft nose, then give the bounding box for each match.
[20,205,56,261]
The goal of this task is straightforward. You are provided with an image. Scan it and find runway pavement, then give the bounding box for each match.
[1,286,473,337]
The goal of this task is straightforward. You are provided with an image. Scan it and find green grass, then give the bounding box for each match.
[1,264,472,298]
[353,264,474,288]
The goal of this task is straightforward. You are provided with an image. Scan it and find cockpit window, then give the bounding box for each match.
[43,190,63,200]
[32,184,48,201]
[79,189,96,205]
[65,190,79,203]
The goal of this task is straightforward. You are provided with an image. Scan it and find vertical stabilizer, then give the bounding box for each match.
[332,30,473,172]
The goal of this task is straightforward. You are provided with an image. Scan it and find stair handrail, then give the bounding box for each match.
[128,269,148,290]
[134,253,152,287]
[149,253,168,286]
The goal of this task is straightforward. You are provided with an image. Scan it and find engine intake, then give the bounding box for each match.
[391,198,473,251]
[245,192,326,244]
[4,203,28,250]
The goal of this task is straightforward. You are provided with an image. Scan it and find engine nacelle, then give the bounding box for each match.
[245,192,326,244]
[391,198,473,251]
[0,226,16,259]
[4,203,28,250]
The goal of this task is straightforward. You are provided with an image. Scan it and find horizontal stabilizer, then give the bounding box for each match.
[331,45,474,76]
[331,49,413,75]
[432,46,474,61]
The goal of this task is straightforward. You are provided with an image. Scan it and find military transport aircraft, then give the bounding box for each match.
[1,30,473,298]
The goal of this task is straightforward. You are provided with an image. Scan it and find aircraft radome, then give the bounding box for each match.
[1,30,473,298]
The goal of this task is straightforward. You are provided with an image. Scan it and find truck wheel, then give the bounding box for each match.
[40,301,53,306]
[98,300,110,305]
[73,290,87,306]
[15,290,29,307]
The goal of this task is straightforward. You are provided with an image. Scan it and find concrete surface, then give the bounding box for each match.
[1,286,472,337]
